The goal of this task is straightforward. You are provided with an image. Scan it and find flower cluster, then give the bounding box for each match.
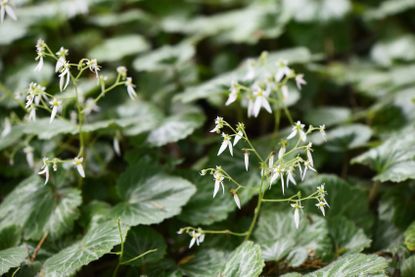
[10,40,140,184]
[225,56,307,118]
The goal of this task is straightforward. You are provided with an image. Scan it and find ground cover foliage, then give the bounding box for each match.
[0,0,415,276]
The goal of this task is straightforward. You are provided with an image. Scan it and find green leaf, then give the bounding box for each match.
[121,226,166,266]
[282,0,351,22]
[88,35,150,62]
[0,246,27,275]
[0,21,27,45]
[42,220,126,277]
[220,241,264,277]
[21,119,77,140]
[254,208,331,267]
[178,248,228,277]
[365,0,415,20]
[352,126,415,182]
[302,175,374,233]
[147,112,205,147]
[0,176,82,241]
[312,124,372,151]
[371,35,415,66]
[304,253,388,277]
[0,225,21,250]
[305,107,351,127]
[405,221,415,251]
[328,216,371,255]
[0,125,24,151]
[133,42,195,72]
[402,255,415,277]
[89,9,152,27]
[111,161,196,226]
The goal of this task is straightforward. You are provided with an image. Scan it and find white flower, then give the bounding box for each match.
[286,167,296,187]
[23,146,34,168]
[252,84,272,117]
[38,157,50,185]
[319,125,327,141]
[58,61,71,91]
[28,107,36,121]
[73,157,85,178]
[270,166,285,194]
[291,201,303,229]
[233,130,243,146]
[275,60,291,83]
[268,153,274,168]
[244,59,256,81]
[117,66,127,79]
[189,229,205,248]
[125,77,137,100]
[34,39,46,72]
[218,133,233,156]
[233,192,241,209]
[84,98,100,115]
[316,201,327,216]
[295,74,306,90]
[226,80,239,106]
[210,116,224,133]
[0,0,17,23]
[87,59,100,79]
[49,98,62,123]
[247,98,255,118]
[213,168,224,198]
[287,121,306,142]
[55,47,68,72]
[113,136,121,156]
[306,143,313,167]
[301,160,316,181]
[244,151,249,171]
[317,184,326,196]
[1,118,11,138]
[278,144,286,159]
[281,85,289,100]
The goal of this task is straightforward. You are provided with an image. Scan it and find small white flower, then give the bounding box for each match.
[306,143,314,167]
[218,133,233,156]
[49,98,62,123]
[58,61,71,91]
[117,66,127,79]
[275,60,291,82]
[0,0,17,23]
[233,192,241,209]
[226,80,239,106]
[270,166,285,194]
[268,153,274,168]
[1,118,11,138]
[278,144,286,160]
[281,85,289,100]
[28,107,36,121]
[87,59,100,79]
[189,229,205,248]
[291,201,303,229]
[319,125,327,141]
[55,47,68,72]
[38,157,50,185]
[113,136,121,156]
[34,39,46,72]
[252,84,272,117]
[301,160,316,181]
[316,201,327,216]
[73,157,85,178]
[233,130,243,146]
[213,168,224,198]
[295,74,306,90]
[210,116,224,133]
[247,98,255,118]
[244,151,249,171]
[287,121,306,142]
[125,77,137,100]
[23,146,34,168]
[84,98,100,115]
[286,168,296,187]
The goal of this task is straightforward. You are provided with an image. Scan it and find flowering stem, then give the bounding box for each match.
[262,191,319,203]
[245,178,265,240]
[202,229,247,236]
[241,129,263,162]
[119,249,158,265]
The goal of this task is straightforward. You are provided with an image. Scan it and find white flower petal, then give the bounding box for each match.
[233,194,241,209]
